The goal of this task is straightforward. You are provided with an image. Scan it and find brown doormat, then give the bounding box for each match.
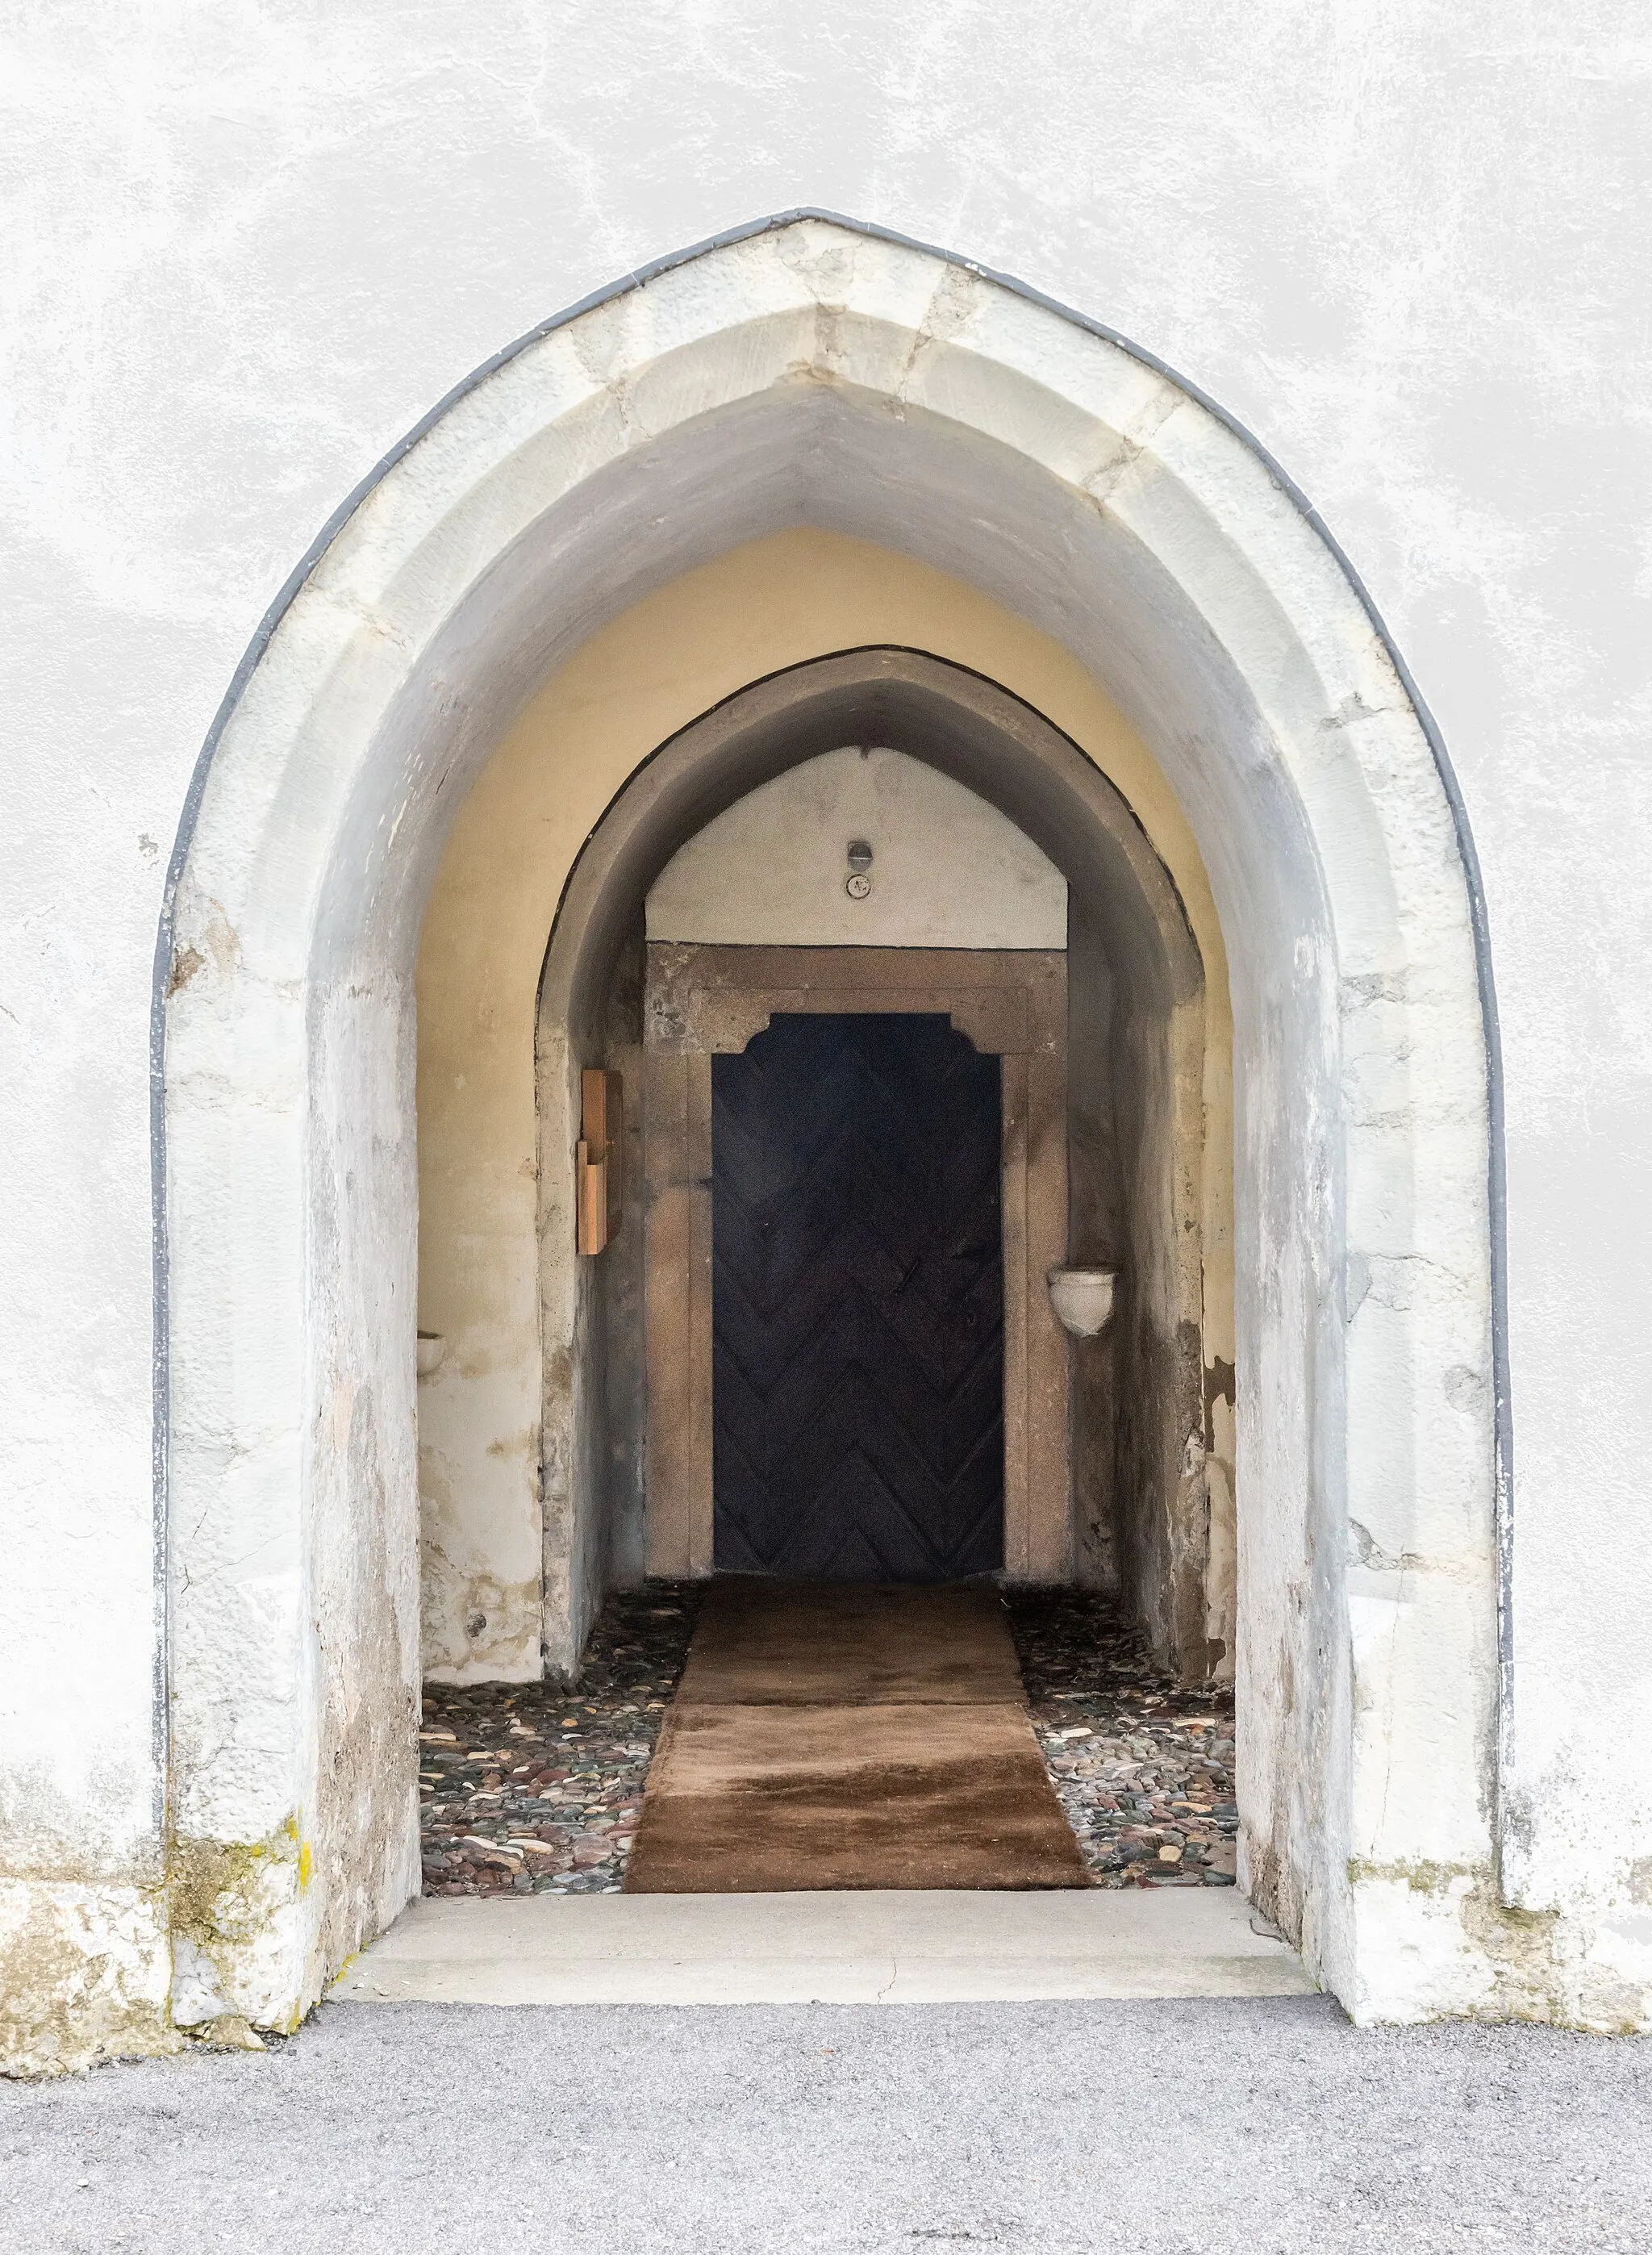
[624,1581,1090,1893]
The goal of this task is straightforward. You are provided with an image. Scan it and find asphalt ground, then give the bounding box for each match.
[4,1996,1650,2253]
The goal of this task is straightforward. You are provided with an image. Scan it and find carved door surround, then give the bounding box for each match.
[643,942,1070,1584]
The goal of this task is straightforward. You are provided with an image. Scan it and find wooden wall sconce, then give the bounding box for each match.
[577,1067,624,1255]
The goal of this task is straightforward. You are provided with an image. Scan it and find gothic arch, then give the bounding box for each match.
[528,645,1210,1676]
[158,214,1500,2027]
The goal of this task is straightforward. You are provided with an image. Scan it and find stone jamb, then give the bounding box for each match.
[640,942,1070,1584]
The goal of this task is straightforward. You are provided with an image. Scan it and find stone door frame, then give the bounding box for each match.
[641,942,1070,1583]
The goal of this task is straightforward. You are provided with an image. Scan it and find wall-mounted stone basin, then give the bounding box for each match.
[1046,1267,1119,1338]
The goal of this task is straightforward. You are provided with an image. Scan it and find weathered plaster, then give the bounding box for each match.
[0,1881,175,2080]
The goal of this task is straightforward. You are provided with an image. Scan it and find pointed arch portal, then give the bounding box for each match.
[158,215,1504,2027]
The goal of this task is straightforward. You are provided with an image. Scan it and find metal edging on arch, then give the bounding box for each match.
[149,207,1512,1856]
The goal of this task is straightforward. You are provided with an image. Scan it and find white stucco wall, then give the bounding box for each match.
[645,746,1068,948]
[2,5,1648,2066]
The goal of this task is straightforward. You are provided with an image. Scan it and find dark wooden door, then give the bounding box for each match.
[711,1013,1004,1581]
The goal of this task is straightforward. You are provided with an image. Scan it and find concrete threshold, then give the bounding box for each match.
[329,1888,1315,2006]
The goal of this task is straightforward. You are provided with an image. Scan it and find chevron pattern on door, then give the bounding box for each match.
[712,1013,1004,1581]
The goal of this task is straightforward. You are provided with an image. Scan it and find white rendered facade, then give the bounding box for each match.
[2,7,1650,2069]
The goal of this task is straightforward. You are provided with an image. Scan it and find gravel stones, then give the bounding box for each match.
[419,1585,703,1897]
[1002,1586,1238,1889]
[419,1580,1236,1897]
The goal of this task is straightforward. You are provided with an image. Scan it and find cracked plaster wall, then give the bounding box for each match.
[2,10,1647,2064]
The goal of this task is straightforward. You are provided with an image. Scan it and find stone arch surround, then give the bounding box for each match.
[159,214,1500,2028]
